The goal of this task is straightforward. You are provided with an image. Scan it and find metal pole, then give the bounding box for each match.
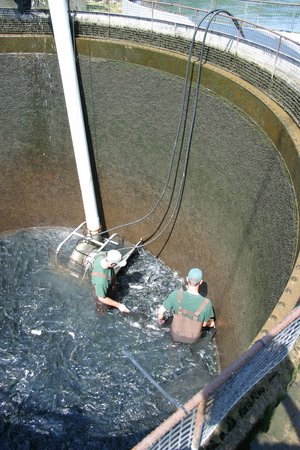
[48,0,101,234]
[191,392,207,450]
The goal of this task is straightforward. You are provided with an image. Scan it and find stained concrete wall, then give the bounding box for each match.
[0,28,299,367]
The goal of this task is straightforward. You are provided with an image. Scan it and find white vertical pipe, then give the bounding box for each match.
[48,0,100,233]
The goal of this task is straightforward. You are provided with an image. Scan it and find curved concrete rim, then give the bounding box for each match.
[0,34,299,348]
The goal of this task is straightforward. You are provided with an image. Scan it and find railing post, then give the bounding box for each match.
[235,22,240,56]
[151,0,154,28]
[191,392,207,450]
[272,35,282,80]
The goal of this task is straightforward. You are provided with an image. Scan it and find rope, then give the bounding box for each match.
[122,350,188,415]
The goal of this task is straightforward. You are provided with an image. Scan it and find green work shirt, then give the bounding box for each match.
[91,256,113,298]
[163,290,214,322]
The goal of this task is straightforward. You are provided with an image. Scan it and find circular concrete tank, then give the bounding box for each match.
[0,30,299,370]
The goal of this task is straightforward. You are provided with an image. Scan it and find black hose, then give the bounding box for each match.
[143,9,241,248]
[97,10,221,241]
[99,10,244,251]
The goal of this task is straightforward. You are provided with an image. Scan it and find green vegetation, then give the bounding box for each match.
[86,0,122,13]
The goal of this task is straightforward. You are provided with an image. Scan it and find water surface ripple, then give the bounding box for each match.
[0,227,218,449]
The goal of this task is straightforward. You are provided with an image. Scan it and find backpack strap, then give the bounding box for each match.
[177,289,183,314]
[91,271,112,281]
[177,290,209,321]
[192,298,209,320]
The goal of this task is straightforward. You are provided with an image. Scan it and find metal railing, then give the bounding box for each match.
[133,307,300,449]
[1,0,300,32]
[134,0,300,32]
[50,0,300,33]
[118,1,300,87]
[1,2,299,90]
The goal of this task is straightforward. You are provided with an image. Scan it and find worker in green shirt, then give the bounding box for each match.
[157,268,215,344]
[92,249,130,313]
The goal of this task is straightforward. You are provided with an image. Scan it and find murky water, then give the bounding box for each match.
[0,227,219,449]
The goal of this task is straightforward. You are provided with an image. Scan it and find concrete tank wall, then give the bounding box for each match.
[0,35,299,368]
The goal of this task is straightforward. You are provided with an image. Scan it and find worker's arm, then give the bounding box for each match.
[157,305,166,324]
[97,296,130,313]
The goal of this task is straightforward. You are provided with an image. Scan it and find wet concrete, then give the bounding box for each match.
[0,37,298,369]
[251,380,300,449]
[244,365,300,449]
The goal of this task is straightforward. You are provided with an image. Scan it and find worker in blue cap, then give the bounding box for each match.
[157,268,215,344]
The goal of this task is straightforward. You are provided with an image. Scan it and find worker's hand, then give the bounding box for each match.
[119,304,130,313]
[204,319,215,328]
[158,317,166,325]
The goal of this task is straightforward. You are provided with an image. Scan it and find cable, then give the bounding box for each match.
[142,9,243,249]
[93,10,244,251]
[96,10,223,241]
[142,9,224,246]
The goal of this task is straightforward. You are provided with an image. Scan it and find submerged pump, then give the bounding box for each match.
[54,222,142,283]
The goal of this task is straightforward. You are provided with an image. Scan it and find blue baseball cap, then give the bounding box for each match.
[187,268,203,284]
